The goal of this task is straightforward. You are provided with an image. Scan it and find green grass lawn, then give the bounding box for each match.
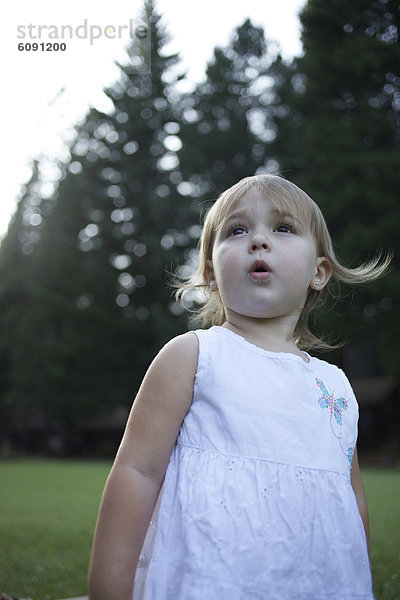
[363,468,400,600]
[0,460,399,599]
[0,460,110,600]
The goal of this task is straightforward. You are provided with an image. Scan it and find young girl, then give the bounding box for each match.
[88,174,389,600]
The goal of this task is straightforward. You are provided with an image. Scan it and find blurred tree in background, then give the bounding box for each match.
[0,162,44,448]
[0,2,199,451]
[178,19,273,200]
[0,0,398,454]
[266,0,400,375]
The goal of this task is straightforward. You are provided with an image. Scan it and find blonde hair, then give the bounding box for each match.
[175,174,391,350]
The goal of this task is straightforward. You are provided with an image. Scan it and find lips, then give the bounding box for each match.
[248,259,271,281]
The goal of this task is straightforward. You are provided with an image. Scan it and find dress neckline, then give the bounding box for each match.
[212,326,313,368]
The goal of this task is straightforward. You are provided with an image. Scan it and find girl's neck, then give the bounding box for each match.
[222,314,306,360]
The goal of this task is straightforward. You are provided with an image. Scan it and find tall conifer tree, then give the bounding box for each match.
[266,0,400,373]
[0,2,198,449]
[178,19,274,200]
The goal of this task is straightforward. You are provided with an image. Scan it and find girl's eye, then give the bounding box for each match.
[227,224,248,236]
[275,223,296,234]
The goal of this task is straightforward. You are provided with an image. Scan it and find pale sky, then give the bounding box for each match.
[1,0,306,239]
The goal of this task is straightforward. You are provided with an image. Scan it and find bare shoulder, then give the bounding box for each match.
[136,331,199,408]
[116,332,199,479]
[126,332,198,434]
[156,331,199,370]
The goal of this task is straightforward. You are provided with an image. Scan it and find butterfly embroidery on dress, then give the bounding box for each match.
[315,378,348,425]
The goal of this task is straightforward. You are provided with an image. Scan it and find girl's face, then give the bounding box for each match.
[207,189,329,323]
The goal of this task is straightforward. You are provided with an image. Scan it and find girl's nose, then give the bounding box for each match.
[250,232,269,252]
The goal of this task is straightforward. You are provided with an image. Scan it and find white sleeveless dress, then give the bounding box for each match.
[133,326,373,599]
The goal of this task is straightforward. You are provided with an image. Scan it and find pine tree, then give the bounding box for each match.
[0,1,198,450]
[0,162,45,445]
[266,0,400,373]
[178,19,275,201]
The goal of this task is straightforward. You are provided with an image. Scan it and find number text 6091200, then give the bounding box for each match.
[18,42,67,51]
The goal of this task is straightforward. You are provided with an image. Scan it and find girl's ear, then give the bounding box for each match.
[310,257,332,291]
[205,259,218,291]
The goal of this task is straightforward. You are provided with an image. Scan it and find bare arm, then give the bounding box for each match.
[88,332,199,600]
[351,447,370,555]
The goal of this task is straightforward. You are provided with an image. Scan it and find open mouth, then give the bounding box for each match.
[249,260,271,281]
